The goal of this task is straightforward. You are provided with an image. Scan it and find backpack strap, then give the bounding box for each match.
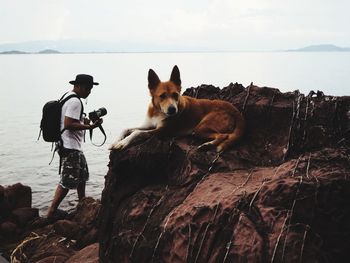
[59,92,69,101]
[59,93,84,137]
[59,94,84,117]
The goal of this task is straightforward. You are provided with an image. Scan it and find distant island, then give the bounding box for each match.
[0,49,60,55]
[287,44,350,52]
[38,49,61,54]
[0,50,28,54]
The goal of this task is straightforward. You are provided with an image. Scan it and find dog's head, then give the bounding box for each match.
[148,65,182,117]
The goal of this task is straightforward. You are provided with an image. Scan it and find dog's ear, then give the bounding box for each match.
[170,65,181,86]
[148,69,161,90]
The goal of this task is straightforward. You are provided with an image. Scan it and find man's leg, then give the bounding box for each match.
[47,185,69,218]
[77,151,89,201]
[77,181,86,201]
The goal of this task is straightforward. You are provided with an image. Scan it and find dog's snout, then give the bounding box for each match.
[167,106,177,116]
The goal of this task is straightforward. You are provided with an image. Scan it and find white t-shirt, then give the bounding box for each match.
[60,91,84,151]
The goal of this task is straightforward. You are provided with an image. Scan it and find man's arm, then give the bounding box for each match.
[64,116,102,130]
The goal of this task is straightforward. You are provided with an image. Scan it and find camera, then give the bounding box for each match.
[89,107,107,122]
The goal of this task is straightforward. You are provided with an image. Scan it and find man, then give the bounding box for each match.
[47,74,102,218]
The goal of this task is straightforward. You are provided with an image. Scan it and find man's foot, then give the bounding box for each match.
[46,207,56,219]
[46,208,68,220]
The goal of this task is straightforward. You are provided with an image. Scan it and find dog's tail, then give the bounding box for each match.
[217,113,245,152]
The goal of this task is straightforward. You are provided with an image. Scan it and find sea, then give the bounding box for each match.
[0,52,349,215]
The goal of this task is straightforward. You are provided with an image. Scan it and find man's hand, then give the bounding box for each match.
[84,118,90,125]
[90,118,103,129]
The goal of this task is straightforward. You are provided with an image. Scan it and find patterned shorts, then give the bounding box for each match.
[59,149,89,189]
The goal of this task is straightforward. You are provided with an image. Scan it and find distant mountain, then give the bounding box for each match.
[0,49,60,55]
[287,44,350,52]
[0,50,28,54]
[37,49,60,54]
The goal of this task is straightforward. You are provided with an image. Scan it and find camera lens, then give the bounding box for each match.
[97,107,107,117]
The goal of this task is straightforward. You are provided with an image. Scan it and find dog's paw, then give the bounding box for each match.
[109,142,124,150]
[108,144,115,150]
[119,128,134,140]
[109,140,128,150]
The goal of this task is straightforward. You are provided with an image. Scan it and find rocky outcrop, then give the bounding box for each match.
[99,83,350,262]
[0,183,38,248]
[0,191,100,263]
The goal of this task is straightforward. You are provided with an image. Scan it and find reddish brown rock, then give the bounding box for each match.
[77,227,98,249]
[0,183,31,223]
[53,220,81,239]
[2,198,101,262]
[66,243,99,263]
[71,197,101,227]
[0,184,36,250]
[35,255,67,263]
[99,84,350,263]
[70,197,101,248]
[12,207,39,227]
[3,183,32,210]
[9,233,75,263]
[0,221,19,240]
[0,186,6,215]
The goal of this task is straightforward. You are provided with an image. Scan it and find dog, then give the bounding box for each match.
[110,65,245,152]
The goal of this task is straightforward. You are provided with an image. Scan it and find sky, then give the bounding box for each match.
[1,0,350,51]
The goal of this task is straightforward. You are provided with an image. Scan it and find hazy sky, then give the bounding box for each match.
[1,0,349,51]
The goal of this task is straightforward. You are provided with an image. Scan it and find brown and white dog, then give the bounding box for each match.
[110,65,245,152]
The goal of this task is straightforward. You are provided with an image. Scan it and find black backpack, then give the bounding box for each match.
[39,93,83,143]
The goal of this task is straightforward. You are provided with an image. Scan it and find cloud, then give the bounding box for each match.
[0,0,349,50]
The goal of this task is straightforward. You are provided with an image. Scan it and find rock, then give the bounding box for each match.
[71,197,101,227]
[3,183,31,210]
[99,84,350,262]
[77,227,98,249]
[0,221,19,240]
[35,255,67,263]
[0,183,31,221]
[70,197,101,248]
[9,232,75,263]
[53,220,81,239]
[66,243,99,263]
[12,207,39,227]
[0,255,9,263]
[0,186,6,216]
[0,184,35,258]
[2,198,101,262]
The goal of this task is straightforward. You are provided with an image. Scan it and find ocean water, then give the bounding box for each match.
[0,52,349,215]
